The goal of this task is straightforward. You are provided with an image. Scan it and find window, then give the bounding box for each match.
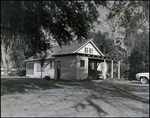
[80,60,85,67]
[26,63,34,75]
[26,63,34,69]
[50,61,54,69]
[85,47,88,53]
[37,63,44,72]
[89,48,93,53]
[37,63,40,72]
[57,61,61,69]
[85,47,93,53]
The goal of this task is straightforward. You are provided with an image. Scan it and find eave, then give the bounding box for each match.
[52,52,120,61]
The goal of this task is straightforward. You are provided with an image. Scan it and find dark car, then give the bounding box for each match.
[17,69,26,76]
[8,69,17,76]
[121,70,136,80]
[121,70,129,80]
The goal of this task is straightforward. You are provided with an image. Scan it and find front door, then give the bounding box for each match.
[88,59,97,79]
[57,61,61,79]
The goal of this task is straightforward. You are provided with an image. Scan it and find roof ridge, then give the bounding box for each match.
[73,40,92,53]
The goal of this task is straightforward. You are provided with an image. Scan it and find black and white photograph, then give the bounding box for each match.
[1,1,149,117]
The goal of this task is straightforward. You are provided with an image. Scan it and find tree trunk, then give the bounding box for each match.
[40,64,43,79]
[36,1,43,51]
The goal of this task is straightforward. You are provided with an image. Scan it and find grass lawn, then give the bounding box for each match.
[1,77,149,117]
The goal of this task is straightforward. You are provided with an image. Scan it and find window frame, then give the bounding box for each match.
[85,47,88,53]
[26,63,34,75]
[50,61,54,69]
[37,63,44,72]
[80,60,85,67]
[26,63,34,69]
[89,48,93,53]
[37,63,41,72]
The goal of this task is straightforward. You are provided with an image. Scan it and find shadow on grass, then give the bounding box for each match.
[110,84,149,103]
[74,80,149,116]
[1,78,62,95]
[1,78,149,116]
[57,79,149,116]
[1,78,149,104]
[86,99,108,116]
[130,81,141,84]
[62,80,149,103]
[85,81,149,103]
[74,98,108,116]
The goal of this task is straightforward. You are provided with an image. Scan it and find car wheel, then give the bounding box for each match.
[140,77,148,84]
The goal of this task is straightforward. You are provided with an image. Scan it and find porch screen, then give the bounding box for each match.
[26,63,34,75]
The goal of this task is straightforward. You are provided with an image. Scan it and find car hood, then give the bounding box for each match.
[136,72,149,75]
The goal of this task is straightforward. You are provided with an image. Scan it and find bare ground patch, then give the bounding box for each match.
[1,78,149,117]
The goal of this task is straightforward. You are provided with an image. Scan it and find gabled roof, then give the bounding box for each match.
[73,40,104,56]
[25,39,104,62]
[51,40,89,55]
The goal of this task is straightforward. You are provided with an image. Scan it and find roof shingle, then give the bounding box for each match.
[26,39,91,61]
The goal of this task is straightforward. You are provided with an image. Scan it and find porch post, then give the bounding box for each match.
[76,54,78,80]
[103,59,106,79]
[111,60,113,78]
[118,61,120,79]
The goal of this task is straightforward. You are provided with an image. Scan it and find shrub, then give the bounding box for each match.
[43,76,50,80]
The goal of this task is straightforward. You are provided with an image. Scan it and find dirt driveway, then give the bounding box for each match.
[1,77,149,117]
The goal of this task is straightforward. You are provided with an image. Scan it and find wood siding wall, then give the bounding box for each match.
[77,56,89,80]
[54,56,77,80]
[26,60,55,79]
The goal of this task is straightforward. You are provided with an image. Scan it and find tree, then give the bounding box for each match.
[106,1,149,56]
[100,1,149,78]
[1,37,16,75]
[1,33,27,75]
[9,36,26,68]
[1,1,107,52]
[92,31,113,55]
[1,1,107,69]
[128,31,149,80]
[39,52,48,79]
[92,3,128,60]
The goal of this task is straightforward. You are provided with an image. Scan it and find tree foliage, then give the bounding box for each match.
[92,31,113,55]
[128,31,149,77]
[1,1,107,57]
[106,1,149,54]
[1,1,108,69]
[104,1,149,79]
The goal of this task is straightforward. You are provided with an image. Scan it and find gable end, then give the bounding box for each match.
[73,40,104,56]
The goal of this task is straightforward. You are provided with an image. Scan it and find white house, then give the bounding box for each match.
[25,40,120,80]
